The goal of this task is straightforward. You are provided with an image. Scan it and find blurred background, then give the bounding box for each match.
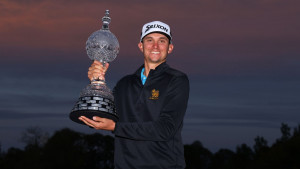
[0,0,299,155]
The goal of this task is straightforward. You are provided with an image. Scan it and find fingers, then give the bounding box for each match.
[78,116,115,131]
[88,67,104,80]
[92,116,104,122]
[104,62,109,70]
[92,60,110,69]
[78,116,105,129]
[87,61,110,81]
[79,116,96,128]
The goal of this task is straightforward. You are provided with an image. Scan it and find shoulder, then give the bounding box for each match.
[164,67,190,97]
[166,67,189,82]
[163,67,190,93]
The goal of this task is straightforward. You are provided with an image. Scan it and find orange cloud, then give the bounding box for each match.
[1,0,299,75]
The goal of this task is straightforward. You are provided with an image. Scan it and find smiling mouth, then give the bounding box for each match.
[151,52,160,54]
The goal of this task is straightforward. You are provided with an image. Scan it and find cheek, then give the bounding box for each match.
[145,46,153,51]
[162,46,169,53]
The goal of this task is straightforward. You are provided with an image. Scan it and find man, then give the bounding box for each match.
[79,21,189,169]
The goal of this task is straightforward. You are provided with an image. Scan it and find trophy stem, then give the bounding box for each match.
[91,80,105,85]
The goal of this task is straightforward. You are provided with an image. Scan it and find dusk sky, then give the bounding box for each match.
[0,0,300,152]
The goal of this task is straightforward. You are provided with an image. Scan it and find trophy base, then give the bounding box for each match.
[70,94,118,126]
[70,110,118,125]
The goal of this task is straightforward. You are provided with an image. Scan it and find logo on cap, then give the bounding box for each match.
[145,24,169,34]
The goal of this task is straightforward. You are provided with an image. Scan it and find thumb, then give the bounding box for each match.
[105,62,109,69]
[93,116,103,122]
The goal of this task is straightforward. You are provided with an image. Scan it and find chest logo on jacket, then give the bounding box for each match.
[149,89,159,100]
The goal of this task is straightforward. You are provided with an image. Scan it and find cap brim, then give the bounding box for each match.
[141,31,172,43]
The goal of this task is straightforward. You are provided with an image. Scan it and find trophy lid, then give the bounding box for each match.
[86,10,120,63]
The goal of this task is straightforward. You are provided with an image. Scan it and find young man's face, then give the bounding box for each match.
[138,33,174,65]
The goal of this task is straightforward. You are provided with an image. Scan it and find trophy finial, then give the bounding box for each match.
[102,9,111,30]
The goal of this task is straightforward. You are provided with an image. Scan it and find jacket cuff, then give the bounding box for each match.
[111,122,118,134]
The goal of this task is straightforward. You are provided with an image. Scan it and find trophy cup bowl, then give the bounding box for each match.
[69,10,119,125]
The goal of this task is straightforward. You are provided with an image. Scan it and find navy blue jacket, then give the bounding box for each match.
[113,62,189,169]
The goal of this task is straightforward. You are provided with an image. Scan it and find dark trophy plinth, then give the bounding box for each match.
[70,10,119,125]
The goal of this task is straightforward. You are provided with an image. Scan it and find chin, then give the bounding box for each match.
[148,58,160,63]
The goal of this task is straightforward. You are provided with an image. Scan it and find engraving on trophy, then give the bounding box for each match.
[70,10,119,125]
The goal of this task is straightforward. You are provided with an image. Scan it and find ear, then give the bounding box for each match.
[138,42,144,53]
[168,44,174,54]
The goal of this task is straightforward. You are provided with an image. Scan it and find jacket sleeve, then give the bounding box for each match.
[113,75,189,141]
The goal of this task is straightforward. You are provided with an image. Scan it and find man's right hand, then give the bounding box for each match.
[88,60,109,81]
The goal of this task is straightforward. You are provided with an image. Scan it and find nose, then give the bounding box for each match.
[153,42,158,48]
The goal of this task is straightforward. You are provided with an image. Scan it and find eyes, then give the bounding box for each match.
[144,38,168,44]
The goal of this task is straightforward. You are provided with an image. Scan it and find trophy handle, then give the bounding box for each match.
[91,61,107,85]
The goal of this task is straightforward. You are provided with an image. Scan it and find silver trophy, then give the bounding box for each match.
[70,10,119,125]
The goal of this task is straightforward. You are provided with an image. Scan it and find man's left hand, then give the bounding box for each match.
[79,116,115,131]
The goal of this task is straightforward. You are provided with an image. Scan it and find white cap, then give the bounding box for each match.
[140,21,172,43]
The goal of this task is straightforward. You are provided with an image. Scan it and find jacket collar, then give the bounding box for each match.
[134,61,169,78]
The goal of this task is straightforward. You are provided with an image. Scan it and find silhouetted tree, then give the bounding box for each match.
[232,143,253,169]
[81,133,114,169]
[2,123,300,169]
[0,147,24,169]
[0,142,1,152]
[184,141,212,169]
[209,148,235,169]
[292,123,300,137]
[250,124,300,169]
[253,136,268,153]
[0,142,3,167]
[41,128,88,169]
[277,123,291,143]
[41,128,114,169]
[20,126,49,147]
